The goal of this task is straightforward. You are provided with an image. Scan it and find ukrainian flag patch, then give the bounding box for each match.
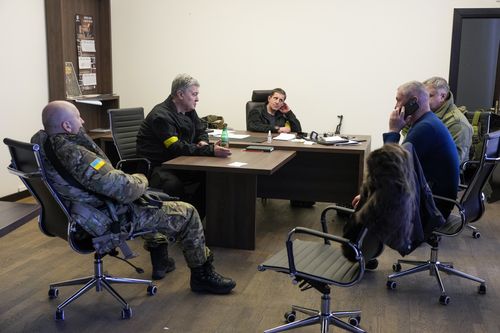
[90,158,106,170]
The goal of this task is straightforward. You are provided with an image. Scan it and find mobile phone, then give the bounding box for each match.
[403,98,419,119]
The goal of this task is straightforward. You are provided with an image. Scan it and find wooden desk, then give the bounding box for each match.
[164,149,296,250]
[219,131,371,204]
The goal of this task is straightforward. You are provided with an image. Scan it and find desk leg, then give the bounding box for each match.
[205,172,257,250]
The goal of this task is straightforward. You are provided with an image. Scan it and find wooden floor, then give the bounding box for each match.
[1,198,500,333]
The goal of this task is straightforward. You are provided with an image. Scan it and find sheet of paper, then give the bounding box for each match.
[75,99,102,106]
[273,133,296,141]
[334,140,361,146]
[80,39,96,52]
[81,73,97,86]
[78,56,92,69]
[228,162,247,167]
[209,130,249,139]
[323,135,348,143]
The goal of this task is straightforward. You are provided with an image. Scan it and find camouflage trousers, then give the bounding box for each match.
[131,201,210,268]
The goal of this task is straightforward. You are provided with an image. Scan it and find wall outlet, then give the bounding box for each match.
[18,185,27,192]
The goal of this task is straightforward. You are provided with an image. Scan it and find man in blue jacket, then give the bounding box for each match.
[383,80,459,218]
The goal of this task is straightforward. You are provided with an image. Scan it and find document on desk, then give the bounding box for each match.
[273,133,296,141]
[228,162,247,167]
[210,130,250,139]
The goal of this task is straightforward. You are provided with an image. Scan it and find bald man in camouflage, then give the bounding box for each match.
[31,101,235,294]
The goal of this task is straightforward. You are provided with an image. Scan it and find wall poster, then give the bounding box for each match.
[75,14,97,92]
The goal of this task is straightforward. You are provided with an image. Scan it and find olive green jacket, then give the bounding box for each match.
[434,93,473,164]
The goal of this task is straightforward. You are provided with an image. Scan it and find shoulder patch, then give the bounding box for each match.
[90,158,106,170]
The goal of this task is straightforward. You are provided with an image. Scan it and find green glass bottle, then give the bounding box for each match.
[221,123,229,148]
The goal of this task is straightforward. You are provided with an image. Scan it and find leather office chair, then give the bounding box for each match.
[258,210,368,333]
[108,107,151,176]
[4,138,157,321]
[386,130,500,305]
[462,110,493,238]
[246,90,272,130]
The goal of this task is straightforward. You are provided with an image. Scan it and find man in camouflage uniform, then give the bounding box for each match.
[31,101,236,294]
[423,76,473,165]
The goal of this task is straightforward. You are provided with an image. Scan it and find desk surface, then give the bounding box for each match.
[164,148,296,175]
[210,131,371,154]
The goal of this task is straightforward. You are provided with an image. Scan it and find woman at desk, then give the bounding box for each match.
[247,88,302,133]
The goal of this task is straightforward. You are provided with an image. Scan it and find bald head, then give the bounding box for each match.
[42,101,84,135]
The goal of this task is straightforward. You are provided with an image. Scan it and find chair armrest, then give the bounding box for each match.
[116,158,151,176]
[320,204,355,235]
[432,194,463,212]
[461,159,479,170]
[7,165,41,179]
[145,188,180,201]
[285,226,362,276]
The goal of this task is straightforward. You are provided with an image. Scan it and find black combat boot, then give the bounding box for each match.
[190,259,236,294]
[147,243,176,280]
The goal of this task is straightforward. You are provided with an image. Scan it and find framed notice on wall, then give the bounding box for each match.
[75,14,97,93]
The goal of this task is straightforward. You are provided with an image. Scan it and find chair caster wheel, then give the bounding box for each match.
[48,288,59,299]
[121,307,132,319]
[348,316,361,326]
[392,263,401,272]
[284,310,296,323]
[147,285,158,296]
[478,284,486,294]
[472,230,481,239]
[55,309,65,321]
[387,280,397,290]
[439,294,450,305]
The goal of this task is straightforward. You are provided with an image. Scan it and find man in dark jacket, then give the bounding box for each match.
[247,88,302,133]
[137,74,231,223]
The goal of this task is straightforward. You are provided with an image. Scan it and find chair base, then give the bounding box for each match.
[264,294,366,333]
[387,248,486,305]
[48,253,155,320]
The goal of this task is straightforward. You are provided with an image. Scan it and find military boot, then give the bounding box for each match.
[190,259,236,294]
[147,243,176,280]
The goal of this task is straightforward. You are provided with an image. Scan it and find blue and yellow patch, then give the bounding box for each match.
[90,158,106,170]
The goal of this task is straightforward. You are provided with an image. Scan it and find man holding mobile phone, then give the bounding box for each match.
[247,88,302,133]
[383,80,459,218]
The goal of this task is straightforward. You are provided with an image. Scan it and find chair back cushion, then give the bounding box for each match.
[108,108,145,160]
[246,90,272,130]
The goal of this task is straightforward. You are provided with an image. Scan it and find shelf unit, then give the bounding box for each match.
[45,0,118,131]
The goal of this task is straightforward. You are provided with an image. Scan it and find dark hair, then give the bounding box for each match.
[355,143,416,250]
[269,88,286,100]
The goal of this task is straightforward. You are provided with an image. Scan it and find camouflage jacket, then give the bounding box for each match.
[31,130,148,236]
[433,93,473,165]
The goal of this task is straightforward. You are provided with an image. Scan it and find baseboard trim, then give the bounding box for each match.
[0,190,31,202]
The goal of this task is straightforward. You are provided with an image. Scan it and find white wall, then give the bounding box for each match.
[111,0,499,150]
[1,0,499,197]
[0,0,48,197]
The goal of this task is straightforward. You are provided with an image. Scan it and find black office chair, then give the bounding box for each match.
[258,219,368,333]
[246,90,272,130]
[386,130,500,305]
[4,138,157,321]
[108,107,151,176]
[462,110,493,238]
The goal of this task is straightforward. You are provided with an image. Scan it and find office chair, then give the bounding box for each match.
[462,110,492,238]
[386,130,500,305]
[108,107,151,176]
[258,214,368,333]
[245,90,272,130]
[4,138,157,321]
